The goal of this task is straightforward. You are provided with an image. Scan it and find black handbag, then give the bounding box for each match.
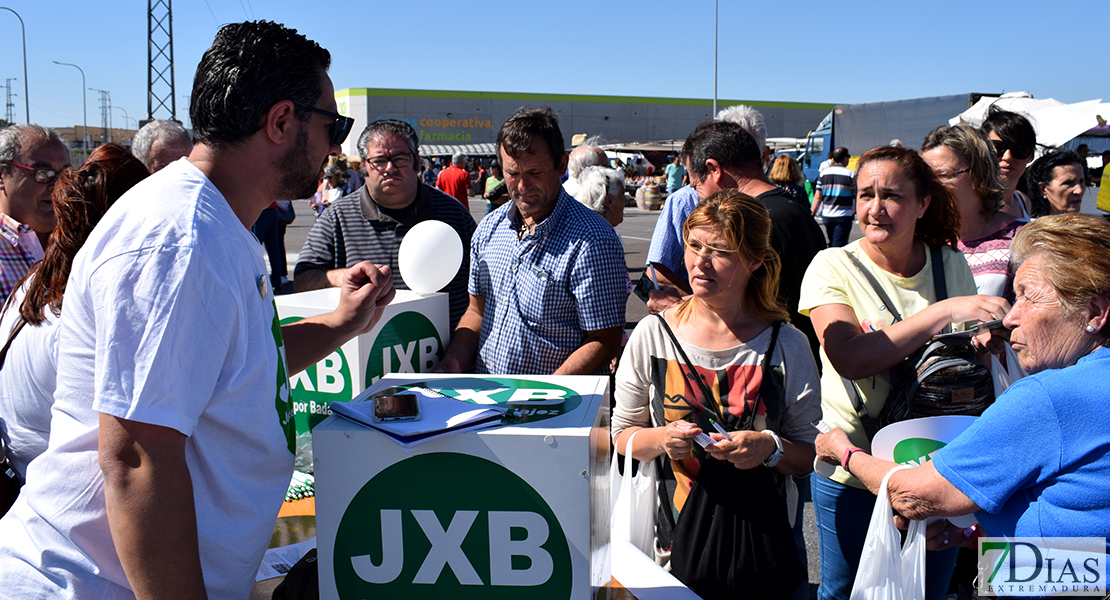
[652,315,806,599]
[841,247,994,429]
[271,548,319,600]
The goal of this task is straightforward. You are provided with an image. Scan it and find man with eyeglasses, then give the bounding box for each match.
[648,121,825,361]
[0,124,70,302]
[0,21,395,599]
[295,119,476,328]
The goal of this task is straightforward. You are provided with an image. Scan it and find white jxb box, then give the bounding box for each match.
[313,373,611,600]
[275,288,450,438]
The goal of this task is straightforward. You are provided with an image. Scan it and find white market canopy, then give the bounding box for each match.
[950,92,1109,150]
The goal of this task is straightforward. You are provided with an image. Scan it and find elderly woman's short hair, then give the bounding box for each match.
[567,145,608,179]
[575,166,624,214]
[1011,214,1110,326]
[922,124,1007,216]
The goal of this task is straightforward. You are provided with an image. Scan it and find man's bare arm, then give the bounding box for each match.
[437,295,485,373]
[100,415,207,600]
[553,326,623,375]
[292,267,345,292]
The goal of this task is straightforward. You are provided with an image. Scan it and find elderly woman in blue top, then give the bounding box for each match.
[815,213,1110,554]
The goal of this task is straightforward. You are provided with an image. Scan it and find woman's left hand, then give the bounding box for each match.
[922,518,974,551]
[814,428,852,468]
[705,431,775,469]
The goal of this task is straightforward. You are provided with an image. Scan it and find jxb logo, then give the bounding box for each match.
[334,453,573,600]
[282,311,444,433]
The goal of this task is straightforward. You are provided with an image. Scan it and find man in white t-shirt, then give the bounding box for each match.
[0,21,394,600]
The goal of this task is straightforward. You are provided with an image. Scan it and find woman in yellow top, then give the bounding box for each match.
[798,146,1009,600]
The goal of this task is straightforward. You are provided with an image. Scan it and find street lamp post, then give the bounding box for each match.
[113,106,134,131]
[713,0,718,117]
[0,7,29,123]
[52,61,87,161]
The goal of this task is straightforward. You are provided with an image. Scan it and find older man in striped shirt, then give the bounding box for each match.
[294,119,476,327]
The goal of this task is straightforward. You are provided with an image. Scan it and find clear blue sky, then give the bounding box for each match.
[1,0,1105,131]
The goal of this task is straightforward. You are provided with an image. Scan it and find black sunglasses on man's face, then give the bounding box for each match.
[303,105,354,146]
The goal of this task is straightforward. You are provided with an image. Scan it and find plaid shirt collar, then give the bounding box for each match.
[508,188,572,238]
[0,213,33,248]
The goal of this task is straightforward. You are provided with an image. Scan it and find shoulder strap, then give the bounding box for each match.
[749,320,784,432]
[839,249,894,419]
[653,313,719,418]
[927,243,954,334]
[0,316,26,372]
[760,320,782,375]
[930,245,948,301]
[841,249,903,322]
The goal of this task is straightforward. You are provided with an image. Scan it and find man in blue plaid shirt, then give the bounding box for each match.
[439,107,627,375]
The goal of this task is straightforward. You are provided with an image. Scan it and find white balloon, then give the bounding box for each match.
[397,220,464,294]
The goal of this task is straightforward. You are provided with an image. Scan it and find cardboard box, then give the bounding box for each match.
[314,373,611,600]
[276,289,450,437]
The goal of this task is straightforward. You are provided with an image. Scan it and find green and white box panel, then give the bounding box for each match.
[313,373,612,600]
[275,289,450,437]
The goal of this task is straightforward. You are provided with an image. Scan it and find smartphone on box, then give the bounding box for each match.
[371,393,422,423]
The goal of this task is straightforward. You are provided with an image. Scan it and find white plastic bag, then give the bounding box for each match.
[991,343,1027,397]
[610,429,658,556]
[850,465,927,600]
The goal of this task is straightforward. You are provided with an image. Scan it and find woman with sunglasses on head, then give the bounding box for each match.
[980,105,1037,221]
[1026,149,1087,218]
[922,124,1022,302]
[612,190,820,599]
[0,144,148,492]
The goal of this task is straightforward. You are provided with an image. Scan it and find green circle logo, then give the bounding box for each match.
[892,438,948,466]
[281,316,354,434]
[365,312,445,384]
[333,453,572,599]
[412,377,582,424]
